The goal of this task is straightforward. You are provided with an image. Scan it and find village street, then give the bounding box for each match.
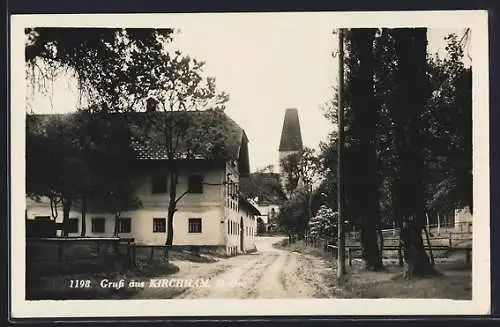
[134,236,336,299]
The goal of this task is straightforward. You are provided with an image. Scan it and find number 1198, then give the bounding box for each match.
[68,279,91,288]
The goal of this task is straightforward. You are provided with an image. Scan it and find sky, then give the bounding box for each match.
[27,27,470,173]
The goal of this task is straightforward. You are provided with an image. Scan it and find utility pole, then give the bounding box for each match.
[336,28,346,280]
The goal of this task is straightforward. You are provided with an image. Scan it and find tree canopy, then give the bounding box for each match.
[25,28,229,246]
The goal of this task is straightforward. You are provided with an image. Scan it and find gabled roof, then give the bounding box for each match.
[239,197,261,216]
[27,110,251,175]
[127,110,247,160]
[239,171,287,204]
[279,108,303,152]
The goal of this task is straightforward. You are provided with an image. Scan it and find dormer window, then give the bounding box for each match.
[187,175,203,193]
[152,174,168,194]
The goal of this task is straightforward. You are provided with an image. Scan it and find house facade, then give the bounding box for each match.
[26,111,260,256]
[254,202,280,232]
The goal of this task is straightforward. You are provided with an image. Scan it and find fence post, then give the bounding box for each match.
[449,233,452,248]
[347,247,352,267]
[437,214,441,235]
[132,243,136,267]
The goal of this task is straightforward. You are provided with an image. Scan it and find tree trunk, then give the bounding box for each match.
[400,218,434,278]
[165,170,179,260]
[377,227,384,267]
[392,28,435,278]
[61,198,72,236]
[114,213,120,237]
[424,225,435,266]
[80,195,87,237]
[349,28,383,271]
[437,213,441,235]
[360,222,382,270]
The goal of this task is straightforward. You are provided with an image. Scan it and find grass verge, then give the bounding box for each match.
[276,239,472,300]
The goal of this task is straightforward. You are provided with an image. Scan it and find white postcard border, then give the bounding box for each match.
[10,10,490,318]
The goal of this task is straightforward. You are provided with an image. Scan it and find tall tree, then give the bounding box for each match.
[83,112,143,236]
[26,114,91,235]
[279,147,320,239]
[391,28,435,277]
[25,28,175,111]
[26,28,229,257]
[124,43,229,257]
[239,171,287,205]
[346,28,383,270]
[319,28,472,277]
[424,34,472,215]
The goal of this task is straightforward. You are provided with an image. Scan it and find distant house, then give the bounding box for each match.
[26,110,260,256]
[454,206,473,233]
[239,170,286,233]
[254,202,280,232]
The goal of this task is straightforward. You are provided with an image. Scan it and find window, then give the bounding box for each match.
[227,220,230,234]
[91,217,105,233]
[187,175,203,193]
[153,218,166,233]
[152,175,168,194]
[118,217,132,233]
[68,218,79,233]
[188,218,202,233]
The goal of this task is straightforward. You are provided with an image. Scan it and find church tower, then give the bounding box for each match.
[278,108,303,195]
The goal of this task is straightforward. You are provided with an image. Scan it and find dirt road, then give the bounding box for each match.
[134,236,336,299]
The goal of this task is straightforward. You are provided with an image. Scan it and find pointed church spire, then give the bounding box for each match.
[279,108,303,152]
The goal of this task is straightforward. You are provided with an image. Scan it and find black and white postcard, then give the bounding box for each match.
[10,10,490,318]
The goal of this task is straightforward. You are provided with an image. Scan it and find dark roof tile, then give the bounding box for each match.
[27,110,250,174]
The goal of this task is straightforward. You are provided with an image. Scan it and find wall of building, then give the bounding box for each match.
[224,160,243,255]
[256,204,280,218]
[26,160,258,255]
[239,207,257,252]
[26,163,226,246]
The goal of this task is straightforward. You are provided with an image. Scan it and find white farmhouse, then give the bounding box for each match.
[26,111,260,256]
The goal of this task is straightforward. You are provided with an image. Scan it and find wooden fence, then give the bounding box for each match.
[305,229,472,266]
[27,237,136,265]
